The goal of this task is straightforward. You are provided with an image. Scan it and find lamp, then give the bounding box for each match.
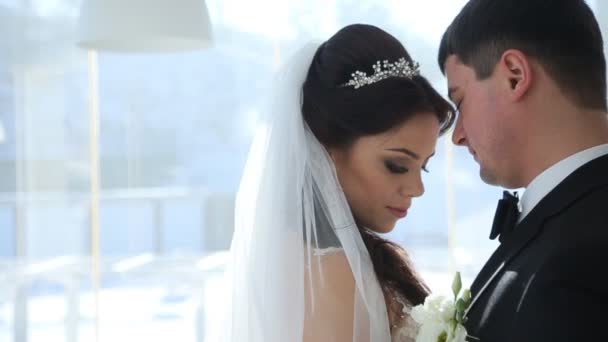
[77,0,212,52]
[77,3,212,341]
[0,119,5,144]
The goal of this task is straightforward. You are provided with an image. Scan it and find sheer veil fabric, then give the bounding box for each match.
[221,43,393,341]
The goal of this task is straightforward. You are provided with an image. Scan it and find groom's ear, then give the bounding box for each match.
[498,49,532,102]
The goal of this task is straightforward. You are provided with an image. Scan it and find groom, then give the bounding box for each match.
[438,0,608,341]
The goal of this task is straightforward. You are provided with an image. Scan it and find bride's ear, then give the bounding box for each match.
[326,147,341,168]
[326,146,335,161]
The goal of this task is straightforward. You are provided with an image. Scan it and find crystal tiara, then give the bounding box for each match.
[340,57,420,89]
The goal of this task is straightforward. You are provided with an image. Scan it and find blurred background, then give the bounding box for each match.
[0,0,605,341]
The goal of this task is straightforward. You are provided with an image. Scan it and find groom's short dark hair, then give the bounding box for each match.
[438,0,607,111]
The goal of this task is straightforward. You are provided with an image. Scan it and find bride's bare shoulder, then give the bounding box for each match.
[304,248,354,292]
[303,248,355,341]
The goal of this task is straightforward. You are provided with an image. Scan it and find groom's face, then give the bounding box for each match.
[444,55,515,186]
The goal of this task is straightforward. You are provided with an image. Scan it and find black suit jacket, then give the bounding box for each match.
[465,154,608,342]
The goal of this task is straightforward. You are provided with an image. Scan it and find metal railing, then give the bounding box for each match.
[1,252,228,342]
[0,187,237,257]
[0,187,235,342]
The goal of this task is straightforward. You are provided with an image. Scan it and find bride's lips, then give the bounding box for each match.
[387,206,408,218]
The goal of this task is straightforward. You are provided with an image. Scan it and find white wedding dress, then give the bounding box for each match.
[221,42,421,342]
[386,285,420,341]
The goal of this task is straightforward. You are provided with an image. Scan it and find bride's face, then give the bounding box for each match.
[329,112,440,233]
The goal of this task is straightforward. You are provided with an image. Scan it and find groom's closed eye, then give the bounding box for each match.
[448,86,463,109]
[447,86,459,102]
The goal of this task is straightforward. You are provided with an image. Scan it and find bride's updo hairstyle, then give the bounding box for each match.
[302,24,455,305]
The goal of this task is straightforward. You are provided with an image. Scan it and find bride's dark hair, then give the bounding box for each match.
[302,24,455,305]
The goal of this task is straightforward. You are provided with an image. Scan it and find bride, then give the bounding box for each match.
[222,24,455,341]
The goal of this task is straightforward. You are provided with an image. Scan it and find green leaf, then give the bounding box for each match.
[456,298,467,312]
[461,289,472,306]
[456,309,465,323]
[450,320,457,333]
[438,331,448,342]
[452,272,462,298]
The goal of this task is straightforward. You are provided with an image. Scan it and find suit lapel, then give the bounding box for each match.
[466,154,608,318]
[465,212,544,317]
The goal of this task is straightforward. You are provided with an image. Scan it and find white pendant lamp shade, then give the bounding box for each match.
[0,119,5,144]
[77,0,212,52]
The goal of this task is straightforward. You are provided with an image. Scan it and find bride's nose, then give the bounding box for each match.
[399,171,424,198]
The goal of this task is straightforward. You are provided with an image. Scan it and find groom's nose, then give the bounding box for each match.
[451,114,467,146]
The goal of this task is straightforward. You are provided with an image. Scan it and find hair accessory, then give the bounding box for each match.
[341,58,420,89]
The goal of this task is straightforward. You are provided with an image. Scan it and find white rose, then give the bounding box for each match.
[412,294,469,342]
[411,295,455,325]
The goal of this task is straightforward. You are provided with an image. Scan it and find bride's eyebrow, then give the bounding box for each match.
[386,148,435,161]
[386,148,419,159]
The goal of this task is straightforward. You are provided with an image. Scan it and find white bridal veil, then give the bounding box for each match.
[221,42,392,342]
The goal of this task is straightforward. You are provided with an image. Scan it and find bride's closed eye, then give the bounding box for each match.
[384,160,408,174]
[385,160,431,174]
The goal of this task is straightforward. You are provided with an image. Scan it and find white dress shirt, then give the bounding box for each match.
[518,143,608,222]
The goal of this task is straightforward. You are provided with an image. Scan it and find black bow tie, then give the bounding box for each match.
[490,191,520,242]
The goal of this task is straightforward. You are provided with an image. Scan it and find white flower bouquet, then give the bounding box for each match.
[411,272,474,342]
